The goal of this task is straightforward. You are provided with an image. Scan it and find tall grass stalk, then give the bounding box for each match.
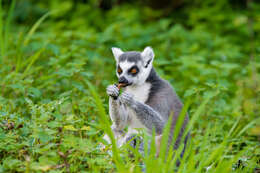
[0,0,16,62]
[23,12,51,46]
[4,0,15,55]
[167,92,217,172]
[16,11,50,72]
[21,48,44,78]
[84,80,124,171]
[0,0,4,60]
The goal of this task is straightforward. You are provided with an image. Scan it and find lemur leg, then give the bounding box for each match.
[105,85,128,145]
[120,92,165,135]
[118,128,139,147]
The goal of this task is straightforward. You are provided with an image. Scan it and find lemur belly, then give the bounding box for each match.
[124,82,151,129]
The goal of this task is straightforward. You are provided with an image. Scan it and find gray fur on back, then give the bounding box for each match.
[145,68,183,119]
[145,68,189,149]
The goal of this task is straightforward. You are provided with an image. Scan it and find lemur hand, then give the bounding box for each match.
[120,92,134,106]
[106,84,119,99]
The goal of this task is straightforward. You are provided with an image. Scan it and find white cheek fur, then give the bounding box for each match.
[116,61,152,86]
[135,64,152,85]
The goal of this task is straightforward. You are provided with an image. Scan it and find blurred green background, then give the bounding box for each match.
[0,0,259,172]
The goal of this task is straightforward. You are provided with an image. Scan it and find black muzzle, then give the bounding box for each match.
[118,76,129,85]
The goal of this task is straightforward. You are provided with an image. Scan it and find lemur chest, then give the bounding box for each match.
[124,82,151,129]
[124,82,151,103]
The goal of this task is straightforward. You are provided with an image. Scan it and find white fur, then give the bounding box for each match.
[117,61,135,77]
[141,46,154,65]
[128,109,145,129]
[124,82,151,130]
[125,82,151,103]
[136,63,152,85]
[132,47,154,85]
[112,47,123,61]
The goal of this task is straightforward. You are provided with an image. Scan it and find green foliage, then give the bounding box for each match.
[0,0,259,172]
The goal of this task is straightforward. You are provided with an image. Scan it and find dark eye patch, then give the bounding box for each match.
[128,65,139,76]
[117,65,122,74]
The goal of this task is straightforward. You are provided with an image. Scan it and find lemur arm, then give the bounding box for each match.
[109,97,128,130]
[105,84,128,144]
[132,101,165,134]
[120,92,165,134]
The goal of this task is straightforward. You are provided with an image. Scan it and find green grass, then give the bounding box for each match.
[0,1,259,172]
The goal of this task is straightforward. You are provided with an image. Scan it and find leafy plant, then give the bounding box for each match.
[0,0,259,172]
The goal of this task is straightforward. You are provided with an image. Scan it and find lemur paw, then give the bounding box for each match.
[120,92,134,105]
[106,84,119,98]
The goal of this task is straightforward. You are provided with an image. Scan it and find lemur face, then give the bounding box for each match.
[111,47,154,86]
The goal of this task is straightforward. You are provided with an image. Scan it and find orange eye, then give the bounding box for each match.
[117,67,122,74]
[131,68,137,74]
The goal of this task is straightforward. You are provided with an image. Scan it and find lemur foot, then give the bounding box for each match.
[120,92,134,106]
[106,84,119,99]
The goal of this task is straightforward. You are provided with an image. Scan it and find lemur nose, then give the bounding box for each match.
[118,76,128,84]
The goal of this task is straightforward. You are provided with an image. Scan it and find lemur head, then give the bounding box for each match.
[111,46,154,86]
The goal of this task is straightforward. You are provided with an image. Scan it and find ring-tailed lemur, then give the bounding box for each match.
[104,46,189,154]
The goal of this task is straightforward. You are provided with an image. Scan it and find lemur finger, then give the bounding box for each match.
[111,87,119,95]
[121,92,134,105]
[107,90,119,97]
[107,85,119,92]
[107,87,119,94]
[106,85,119,97]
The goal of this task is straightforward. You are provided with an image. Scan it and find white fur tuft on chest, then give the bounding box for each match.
[124,82,151,103]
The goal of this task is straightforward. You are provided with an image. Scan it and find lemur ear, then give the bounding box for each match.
[111,47,124,61]
[141,46,154,68]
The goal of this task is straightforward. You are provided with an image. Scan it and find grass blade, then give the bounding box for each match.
[183,91,219,140]
[4,0,16,54]
[237,118,258,137]
[83,80,124,171]
[227,115,241,138]
[23,11,51,46]
[0,0,4,59]
[21,48,44,78]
